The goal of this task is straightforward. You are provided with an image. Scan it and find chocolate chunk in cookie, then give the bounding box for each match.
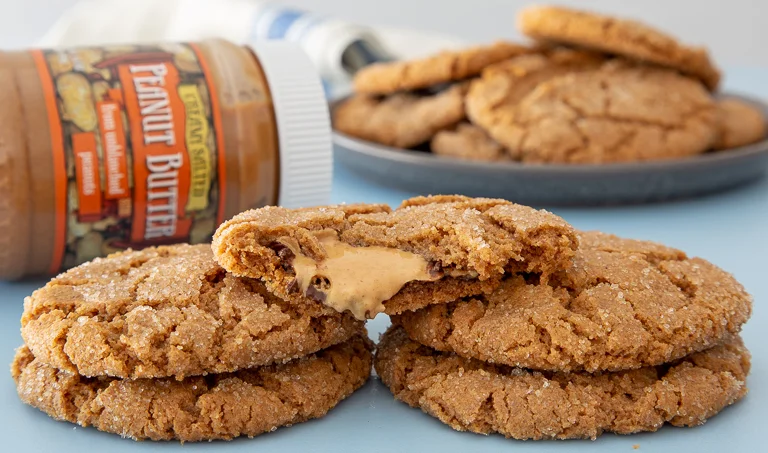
[13,335,372,442]
[517,5,721,90]
[333,84,467,148]
[714,98,767,150]
[213,195,579,319]
[375,326,749,440]
[353,41,533,95]
[393,231,752,372]
[21,244,364,380]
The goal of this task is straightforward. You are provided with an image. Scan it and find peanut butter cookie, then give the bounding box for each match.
[393,231,752,372]
[21,244,364,380]
[465,50,603,160]
[714,98,767,150]
[353,41,532,95]
[375,326,749,440]
[517,5,721,90]
[213,195,578,319]
[333,84,466,148]
[431,123,506,161]
[477,62,718,163]
[13,335,372,442]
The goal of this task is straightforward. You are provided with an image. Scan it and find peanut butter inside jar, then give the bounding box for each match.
[0,40,331,279]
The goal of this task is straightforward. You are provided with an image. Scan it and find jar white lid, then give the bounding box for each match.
[248,41,333,208]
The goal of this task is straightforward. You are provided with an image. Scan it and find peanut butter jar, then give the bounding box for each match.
[0,40,332,279]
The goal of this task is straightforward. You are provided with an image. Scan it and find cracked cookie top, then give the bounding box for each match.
[213,195,579,319]
[466,50,604,160]
[20,244,364,380]
[333,84,467,148]
[352,41,533,95]
[472,61,718,163]
[375,326,749,440]
[517,5,721,90]
[393,231,752,372]
[13,335,373,442]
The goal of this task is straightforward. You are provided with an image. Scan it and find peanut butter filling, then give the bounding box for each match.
[278,231,438,319]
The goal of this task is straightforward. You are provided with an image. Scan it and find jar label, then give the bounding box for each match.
[31,44,226,273]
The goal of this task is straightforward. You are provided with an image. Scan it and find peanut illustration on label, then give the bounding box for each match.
[38,44,222,270]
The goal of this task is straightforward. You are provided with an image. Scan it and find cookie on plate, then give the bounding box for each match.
[465,49,603,160]
[353,41,533,95]
[21,244,364,380]
[484,62,718,163]
[333,84,466,148]
[517,5,721,90]
[393,231,752,372]
[213,195,579,319]
[13,335,372,442]
[375,326,749,440]
[714,98,767,150]
[431,123,506,161]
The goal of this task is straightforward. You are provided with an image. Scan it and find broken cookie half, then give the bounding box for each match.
[212,195,579,320]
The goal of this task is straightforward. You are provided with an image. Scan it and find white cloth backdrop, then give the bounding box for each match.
[0,0,763,67]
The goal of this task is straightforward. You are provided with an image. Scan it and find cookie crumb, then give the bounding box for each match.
[633,445,640,450]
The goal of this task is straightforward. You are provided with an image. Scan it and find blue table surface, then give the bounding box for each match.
[1,67,767,452]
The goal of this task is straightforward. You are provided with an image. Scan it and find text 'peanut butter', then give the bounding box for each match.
[0,39,331,279]
[279,231,438,319]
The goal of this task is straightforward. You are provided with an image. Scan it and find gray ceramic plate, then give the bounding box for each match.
[332,94,768,205]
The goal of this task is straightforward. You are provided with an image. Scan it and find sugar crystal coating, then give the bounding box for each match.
[21,244,364,380]
[375,326,749,440]
[13,335,373,442]
[394,231,752,372]
[213,195,579,316]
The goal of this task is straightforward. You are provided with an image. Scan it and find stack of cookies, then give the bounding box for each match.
[209,194,753,439]
[335,5,767,163]
[12,194,753,441]
[375,219,753,439]
[12,244,372,441]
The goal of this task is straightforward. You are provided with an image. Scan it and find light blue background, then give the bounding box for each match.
[0,68,766,452]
